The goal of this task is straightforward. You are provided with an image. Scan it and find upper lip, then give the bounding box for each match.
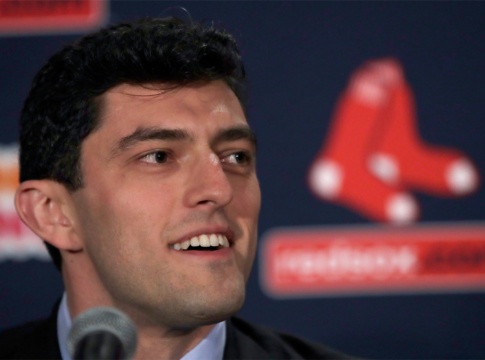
[169,225,235,245]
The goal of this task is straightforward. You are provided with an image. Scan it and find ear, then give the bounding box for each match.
[14,180,83,252]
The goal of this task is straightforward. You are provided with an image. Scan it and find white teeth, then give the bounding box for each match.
[199,234,210,247]
[210,234,219,247]
[172,233,230,251]
[218,235,229,248]
[222,236,229,248]
[190,236,200,247]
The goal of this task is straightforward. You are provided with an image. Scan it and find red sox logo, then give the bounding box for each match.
[307,58,480,223]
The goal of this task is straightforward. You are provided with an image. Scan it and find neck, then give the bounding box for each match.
[133,323,215,360]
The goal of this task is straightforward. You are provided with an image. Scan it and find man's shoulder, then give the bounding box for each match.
[0,315,61,360]
[0,319,46,359]
[225,316,356,360]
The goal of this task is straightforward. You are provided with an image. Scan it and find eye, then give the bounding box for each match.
[222,151,252,165]
[141,151,169,164]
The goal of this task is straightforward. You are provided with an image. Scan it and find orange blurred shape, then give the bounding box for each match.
[0,165,19,191]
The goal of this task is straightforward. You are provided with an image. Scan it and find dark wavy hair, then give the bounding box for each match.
[19,16,247,271]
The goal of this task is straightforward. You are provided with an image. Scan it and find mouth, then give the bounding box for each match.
[169,233,230,252]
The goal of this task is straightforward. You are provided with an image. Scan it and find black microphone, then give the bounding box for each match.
[68,307,137,360]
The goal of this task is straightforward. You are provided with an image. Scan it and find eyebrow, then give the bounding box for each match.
[116,127,192,151]
[110,127,192,158]
[212,126,258,151]
[111,125,257,157]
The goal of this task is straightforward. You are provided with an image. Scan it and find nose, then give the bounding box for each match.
[184,152,234,209]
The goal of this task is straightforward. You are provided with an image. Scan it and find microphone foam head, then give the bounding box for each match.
[68,307,137,360]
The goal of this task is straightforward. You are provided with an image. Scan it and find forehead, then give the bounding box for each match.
[97,81,247,136]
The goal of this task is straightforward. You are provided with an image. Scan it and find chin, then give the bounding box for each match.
[169,284,246,328]
[194,293,245,325]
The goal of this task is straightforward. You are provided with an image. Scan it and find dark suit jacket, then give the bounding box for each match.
[0,303,353,360]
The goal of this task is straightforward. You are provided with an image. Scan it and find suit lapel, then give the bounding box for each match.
[9,299,62,359]
[223,317,273,360]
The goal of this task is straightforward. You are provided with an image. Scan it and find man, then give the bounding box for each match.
[0,17,352,359]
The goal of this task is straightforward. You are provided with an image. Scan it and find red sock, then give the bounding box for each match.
[308,60,419,223]
[369,69,480,196]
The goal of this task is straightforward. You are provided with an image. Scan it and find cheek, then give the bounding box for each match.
[229,176,260,278]
[77,178,177,255]
[230,176,261,220]
[94,172,179,220]
[76,184,172,290]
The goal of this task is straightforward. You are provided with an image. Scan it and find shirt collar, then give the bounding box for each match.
[57,293,226,360]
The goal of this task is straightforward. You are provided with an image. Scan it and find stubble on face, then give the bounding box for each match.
[69,81,260,329]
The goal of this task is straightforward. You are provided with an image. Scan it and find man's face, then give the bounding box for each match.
[70,81,260,327]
